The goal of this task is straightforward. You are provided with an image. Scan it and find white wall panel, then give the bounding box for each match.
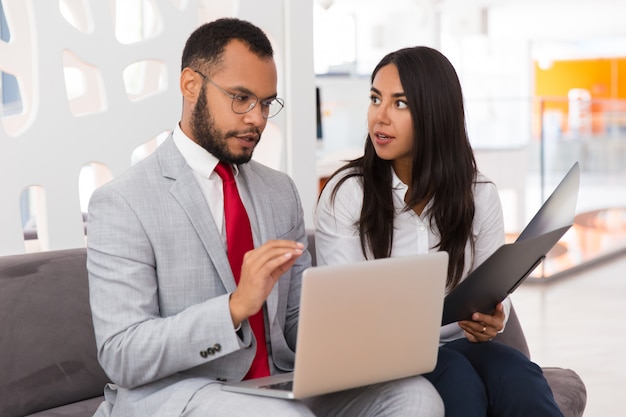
[0,0,317,255]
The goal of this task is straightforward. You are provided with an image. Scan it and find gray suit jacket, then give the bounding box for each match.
[87,137,311,417]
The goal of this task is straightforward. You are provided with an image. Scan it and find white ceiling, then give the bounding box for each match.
[315,0,626,59]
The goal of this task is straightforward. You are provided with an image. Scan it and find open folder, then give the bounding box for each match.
[441,162,580,326]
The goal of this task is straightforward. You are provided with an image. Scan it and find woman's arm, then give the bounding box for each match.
[460,178,512,338]
[314,173,367,266]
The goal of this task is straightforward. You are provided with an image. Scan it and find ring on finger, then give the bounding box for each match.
[481,325,487,333]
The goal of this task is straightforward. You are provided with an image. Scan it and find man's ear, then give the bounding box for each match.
[180,67,202,102]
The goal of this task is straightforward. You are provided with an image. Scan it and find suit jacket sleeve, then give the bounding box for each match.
[87,182,248,389]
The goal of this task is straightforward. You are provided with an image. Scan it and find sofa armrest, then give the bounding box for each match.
[0,248,110,417]
[542,367,587,417]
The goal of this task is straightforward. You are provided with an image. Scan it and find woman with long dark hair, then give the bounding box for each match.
[314,46,563,417]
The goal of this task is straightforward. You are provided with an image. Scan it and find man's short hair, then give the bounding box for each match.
[181,18,274,75]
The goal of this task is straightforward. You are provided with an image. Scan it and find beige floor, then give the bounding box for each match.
[511,252,626,417]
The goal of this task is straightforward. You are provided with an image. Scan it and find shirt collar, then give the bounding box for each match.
[391,166,433,215]
[172,124,240,178]
[391,166,408,194]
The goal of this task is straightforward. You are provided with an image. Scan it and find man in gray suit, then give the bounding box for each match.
[87,18,443,417]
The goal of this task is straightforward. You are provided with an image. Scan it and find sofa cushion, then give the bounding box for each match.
[0,249,109,417]
[26,396,104,417]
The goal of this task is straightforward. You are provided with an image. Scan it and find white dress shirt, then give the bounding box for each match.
[172,125,260,247]
[314,166,511,343]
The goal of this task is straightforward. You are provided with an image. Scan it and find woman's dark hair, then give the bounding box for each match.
[181,18,273,75]
[326,46,477,290]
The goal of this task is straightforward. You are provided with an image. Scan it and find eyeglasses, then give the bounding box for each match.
[194,70,284,119]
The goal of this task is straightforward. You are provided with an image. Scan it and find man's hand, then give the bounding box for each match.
[229,240,304,328]
[458,302,505,343]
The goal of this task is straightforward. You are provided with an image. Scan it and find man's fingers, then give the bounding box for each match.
[233,240,306,320]
[242,240,304,278]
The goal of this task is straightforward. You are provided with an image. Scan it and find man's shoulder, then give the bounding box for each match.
[103,137,180,190]
[93,152,164,199]
[240,160,294,186]
[242,159,286,176]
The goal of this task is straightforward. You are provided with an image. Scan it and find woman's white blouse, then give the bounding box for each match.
[314,167,511,343]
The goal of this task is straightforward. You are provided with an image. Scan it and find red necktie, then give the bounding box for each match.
[214,161,270,380]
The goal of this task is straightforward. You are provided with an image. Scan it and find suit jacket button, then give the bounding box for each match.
[200,350,208,358]
[213,343,222,352]
[207,347,215,355]
[217,377,227,382]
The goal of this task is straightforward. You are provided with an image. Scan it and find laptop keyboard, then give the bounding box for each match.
[260,380,293,391]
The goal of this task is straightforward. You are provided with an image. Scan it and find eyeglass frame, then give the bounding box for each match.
[193,70,284,119]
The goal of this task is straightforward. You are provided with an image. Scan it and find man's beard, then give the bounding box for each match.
[190,84,260,165]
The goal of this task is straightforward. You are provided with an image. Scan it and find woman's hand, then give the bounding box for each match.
[458,302,505,343]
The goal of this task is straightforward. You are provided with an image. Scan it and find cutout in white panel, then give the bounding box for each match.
[131,129,170,165]
[0,3,22,118]
[114,0,163,44]
[79,162,113,213]
[20,185,48,253]
[63,49,107,115]
[59,0,94,34]
[0,71,23,116]
[123,59,168,101]
[0,0,39,137]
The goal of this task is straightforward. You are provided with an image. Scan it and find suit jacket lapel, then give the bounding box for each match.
[239,164,280,322]
[157,137,237,293]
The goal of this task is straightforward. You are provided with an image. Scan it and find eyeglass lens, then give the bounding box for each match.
[231,95,283,118]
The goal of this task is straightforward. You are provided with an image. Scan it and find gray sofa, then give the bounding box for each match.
[1,241,586,417]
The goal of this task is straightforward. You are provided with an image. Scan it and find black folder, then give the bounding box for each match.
[441,162,580,325]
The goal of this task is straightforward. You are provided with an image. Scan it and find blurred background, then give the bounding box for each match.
[313,0,626,280]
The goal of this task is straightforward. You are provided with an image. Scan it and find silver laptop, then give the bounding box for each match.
[221,252,448,399]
